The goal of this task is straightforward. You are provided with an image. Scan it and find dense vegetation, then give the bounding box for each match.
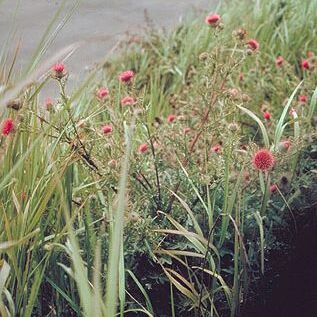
[0,0,316,316]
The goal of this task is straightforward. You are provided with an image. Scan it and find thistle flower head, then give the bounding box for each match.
[167,114,177,123]
[118,70,135,83]
[205,14,221,26]
[1,118,14,136]
[211,144,221,153]
[101,124,113,135]
[301,59,310,70]
[121,96,136,106]
[138,143,148,153]
[96,87,109,100]
[252,148,275,171]
[263,111,271,121]
[52,63,66,79]
[247,39,259,51]
[275,56,284,67]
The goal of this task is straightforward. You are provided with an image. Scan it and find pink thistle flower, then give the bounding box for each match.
[298,95,308,104]
[247,39,259,51]
[270,184,278,193]
[52,63,65,73]
[205,14,221,26]
[211,144,221,153]
[252,149,275,171]
[101,124,113,135]
[1,118,14,136]
[138,143,148,154]
[275,56,284,67]
[184,127,191,134]
[263,111,271,121]
[96,87,109,100]
[301,59,310,70]
[118,70,135,83]
[121,96,136,106]
[45,97,54,110]
[167,114,177,123]
[52,63,66,78]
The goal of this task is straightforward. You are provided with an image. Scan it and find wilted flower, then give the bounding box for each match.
[1,118,14,136]
[233,28,247,40]
[118,70,135,82]
[228,122,239,132]
[101,125,113,135]
[275,56,284,67]
[247,39,259,51]
[252,149,275,171]
[205,14,221,26]
[121,96,136,106]
[96,87,109,100]
[277,140,291,152]
[138,143,148,153]
[7,99,22,111]
[227,88,240,100]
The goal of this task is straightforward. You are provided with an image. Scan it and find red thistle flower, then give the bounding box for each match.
[247,39,259,51]
[301,59,310,70]
[45,97,54,110]
[211,144,221,153]
[263,111,271,121]
[1,118,14,136]
[96,87,109,100]
[138,143,148,153]
[275,56,284,67]
[101,124,113,135]
[167,114,177,123]
[118,70,134,83]
[269,184,278,193]
[205,14,221,26]
[121,96,136,106]
[298,95,308,104]
[252,149,275,171]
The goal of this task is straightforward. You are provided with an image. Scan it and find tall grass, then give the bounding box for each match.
[0,0,316,316]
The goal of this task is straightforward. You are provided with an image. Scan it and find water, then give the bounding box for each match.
[0,0,214,89]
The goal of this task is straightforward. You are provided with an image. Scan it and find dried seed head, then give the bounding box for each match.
[7,99,22,111]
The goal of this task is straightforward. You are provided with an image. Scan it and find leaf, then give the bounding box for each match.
[237,104,270,148]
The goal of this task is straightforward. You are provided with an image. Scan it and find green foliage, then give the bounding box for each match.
[0,0,316,316]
